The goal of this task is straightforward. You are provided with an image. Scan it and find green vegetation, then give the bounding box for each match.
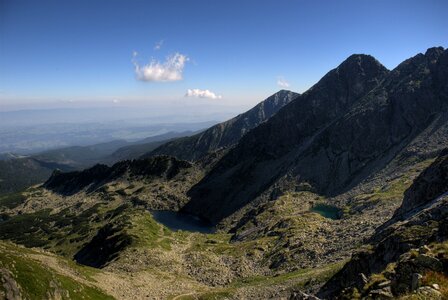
[422,271,448,298]
[0,192,26,209]
[0,202,133,258]
[232,261,344,288]
[127,210,178,250]
[340,158,438,218]
[353,176,413,205]
[0,188,351,299]
[0,241,113,300]
[171,290,233,300]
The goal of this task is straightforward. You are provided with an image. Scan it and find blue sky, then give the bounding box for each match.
[0,0,447,112]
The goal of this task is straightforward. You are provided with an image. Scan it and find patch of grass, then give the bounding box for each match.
[188,232,272,258]
[354,175,412,204]
[196,290,233,299]
[125,209,198,251]
[63,259,101,282]
[422,271,448,298]
[0,202,133,258]
[0,241,113,299]
[173,290,233,300]
[400,223,438,241]
[355,158,436,204]
[430,241,448,257]
[0,192,26,209]
[230,261,345,289]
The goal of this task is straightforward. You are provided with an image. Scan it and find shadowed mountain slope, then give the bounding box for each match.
[44,155,193,196]
[318,149,448,299]
[149,90,299,161]
[183,47,448,224]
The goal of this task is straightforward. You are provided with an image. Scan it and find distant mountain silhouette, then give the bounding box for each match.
[149,90,299,161]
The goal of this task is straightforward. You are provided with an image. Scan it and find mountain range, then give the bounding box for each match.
[149,89,299,161]
[0,47,447,300]
[184,47,448,224]
[0,131,194,195]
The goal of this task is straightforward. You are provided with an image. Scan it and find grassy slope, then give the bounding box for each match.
[0,241,113,299]
[0,193,345,299]
[0,157,439,299]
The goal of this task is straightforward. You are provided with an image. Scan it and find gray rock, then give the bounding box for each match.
[416,286,442,299]
[377,280,391,288]
[368,286,394,299]
[411,273,423,291]
[289,290,321,300]
[419,245,431,254]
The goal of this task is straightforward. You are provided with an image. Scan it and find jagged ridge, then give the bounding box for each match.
[149,90,299,161]
[183,47,448,224]
[44,155,192,196]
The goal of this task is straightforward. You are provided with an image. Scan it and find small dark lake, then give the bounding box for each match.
[310,203,341,220]
[150,210,215,234]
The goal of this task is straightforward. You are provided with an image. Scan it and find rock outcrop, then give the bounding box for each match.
[394,148,448,219]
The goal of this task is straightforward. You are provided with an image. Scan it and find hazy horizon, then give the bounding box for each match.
[1,0,447,117]
[1,0,447,154]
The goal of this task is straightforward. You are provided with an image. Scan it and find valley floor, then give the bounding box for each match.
[0,154,446,299]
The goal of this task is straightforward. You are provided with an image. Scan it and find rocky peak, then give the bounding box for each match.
[149,89,298,161]
[182,54,390,223]
[306,53,389,103]
[338,53,387,74]
[425,46,445,61]
[182,48,448,225]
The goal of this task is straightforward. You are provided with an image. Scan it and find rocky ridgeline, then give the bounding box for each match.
[44,155,193,196]
[183,47,448,226]
[149,89,299,161]
[1,47,447,299]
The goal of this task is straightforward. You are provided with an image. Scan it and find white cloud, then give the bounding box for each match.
[112,99,120,104]
[277,77,290,88]
[185,89,222,100]
[154,40,164,50]
[133,52,189,82]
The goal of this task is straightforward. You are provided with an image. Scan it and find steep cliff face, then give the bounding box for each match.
[182,47,448,224]
[318,149,448,299]
[393,148,448,219]
[148,90,299,161]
